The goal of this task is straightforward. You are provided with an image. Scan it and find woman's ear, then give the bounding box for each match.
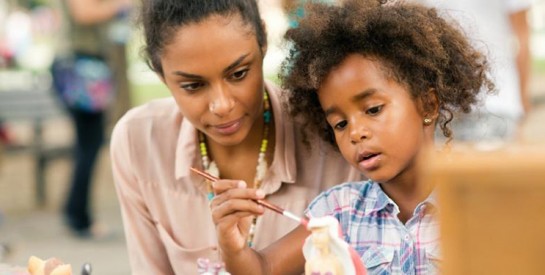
[260,20,268,56]
[157,72,167,85]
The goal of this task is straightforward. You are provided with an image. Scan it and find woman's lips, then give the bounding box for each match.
[212,118,243,135]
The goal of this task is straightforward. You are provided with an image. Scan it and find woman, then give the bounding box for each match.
[109,0,361,273]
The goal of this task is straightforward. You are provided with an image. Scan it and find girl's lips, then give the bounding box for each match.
[358,153,381,171]
[212,118,243,135]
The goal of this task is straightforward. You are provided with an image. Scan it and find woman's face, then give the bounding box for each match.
[318,54,434,185]
[160,14,266,146]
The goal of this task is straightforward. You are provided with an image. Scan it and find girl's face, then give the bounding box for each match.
[160,14,266,146]
[317,54,434,184]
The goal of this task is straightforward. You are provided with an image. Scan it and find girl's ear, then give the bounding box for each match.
[419,88,440,121]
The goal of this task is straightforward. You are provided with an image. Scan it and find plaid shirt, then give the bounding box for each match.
[306,180,440,275]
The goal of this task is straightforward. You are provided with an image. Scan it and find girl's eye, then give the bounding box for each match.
[230,69,248,81]
[366,105,383,116]
[333,120,348,131]
[180,82,205,92]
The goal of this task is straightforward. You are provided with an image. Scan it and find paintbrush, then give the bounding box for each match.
[190,167,309,228]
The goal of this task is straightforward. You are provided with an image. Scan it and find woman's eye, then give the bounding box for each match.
[333,120,347,130]
[230,69,248,81]
[180,82,204,92]
[366,105,383,116]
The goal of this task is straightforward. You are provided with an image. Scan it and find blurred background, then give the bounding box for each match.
[0,0,544,274]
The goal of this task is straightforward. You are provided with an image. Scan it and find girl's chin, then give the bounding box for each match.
[363,173,392,184]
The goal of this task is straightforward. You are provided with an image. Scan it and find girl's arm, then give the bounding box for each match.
[211,180,308,274]
[258,225,308,275]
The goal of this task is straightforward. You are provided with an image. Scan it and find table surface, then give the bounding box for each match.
[0,263,29,275]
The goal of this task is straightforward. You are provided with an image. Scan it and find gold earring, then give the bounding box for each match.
[423,118,432,125]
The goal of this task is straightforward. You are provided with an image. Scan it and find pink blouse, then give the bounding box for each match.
[110,81,362,274]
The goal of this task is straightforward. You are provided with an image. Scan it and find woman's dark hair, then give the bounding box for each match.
[280,0,495,147]
[140,0,266,76]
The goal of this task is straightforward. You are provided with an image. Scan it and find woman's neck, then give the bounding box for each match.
[207,113,275,187]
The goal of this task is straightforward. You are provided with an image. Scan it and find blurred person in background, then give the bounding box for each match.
[0,0,19,151]
[53,0,131,239]
[415,0,533,142]
[0,121,13,146]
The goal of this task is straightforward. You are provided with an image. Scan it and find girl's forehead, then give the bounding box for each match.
[319,55,408,94]
[321,55,382,87]
[317,54,418,110]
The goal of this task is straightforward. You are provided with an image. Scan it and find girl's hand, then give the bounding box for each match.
[210,180,265,255]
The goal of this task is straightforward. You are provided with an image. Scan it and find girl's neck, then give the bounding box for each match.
[379,163,433,224]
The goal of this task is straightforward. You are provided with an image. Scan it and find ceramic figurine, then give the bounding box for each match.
[197,258,230,275]
[303,216,363,275]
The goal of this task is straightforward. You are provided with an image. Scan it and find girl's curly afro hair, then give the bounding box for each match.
[280,0,495,147]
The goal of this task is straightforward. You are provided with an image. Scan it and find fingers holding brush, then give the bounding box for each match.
[210,179,266,223]
[209,179,265,254]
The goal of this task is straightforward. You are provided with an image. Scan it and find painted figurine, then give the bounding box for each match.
[303,216,366,275]
[27,256,72,275]
[197,258,231,275]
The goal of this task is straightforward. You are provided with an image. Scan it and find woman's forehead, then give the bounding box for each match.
[160,15,261,77]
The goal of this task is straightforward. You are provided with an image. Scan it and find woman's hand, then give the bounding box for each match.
[210,179,265,255]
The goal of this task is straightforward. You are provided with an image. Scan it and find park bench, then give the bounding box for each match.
[0,70,72,207]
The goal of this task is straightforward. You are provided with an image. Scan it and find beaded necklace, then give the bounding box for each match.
[199,90,271,248]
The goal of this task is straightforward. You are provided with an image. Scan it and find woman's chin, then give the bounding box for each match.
[205,127,251,147]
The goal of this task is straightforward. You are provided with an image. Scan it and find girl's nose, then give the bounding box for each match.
[349,120,371,144]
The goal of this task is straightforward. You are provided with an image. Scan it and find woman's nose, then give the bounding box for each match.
[208,85,235,117]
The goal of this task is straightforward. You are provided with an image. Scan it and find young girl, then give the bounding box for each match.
[109,0,360,273]
[210,0,494,274]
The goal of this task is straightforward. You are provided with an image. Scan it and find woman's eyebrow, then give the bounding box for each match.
[170,53,250,79]
[172,70,202,79]
[223,53,250,74]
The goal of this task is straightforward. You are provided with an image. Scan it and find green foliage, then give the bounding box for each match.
[534,58,545,74]
[130,83,170,107]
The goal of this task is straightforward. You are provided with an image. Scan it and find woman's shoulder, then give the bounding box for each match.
[114,98,181,132]
[121,97,179,122]
[264,79,282,94]
[111,97,185,146]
